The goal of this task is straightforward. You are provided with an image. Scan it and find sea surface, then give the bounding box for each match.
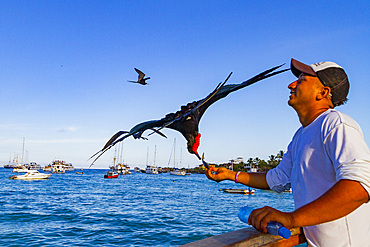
[0,168,296,246]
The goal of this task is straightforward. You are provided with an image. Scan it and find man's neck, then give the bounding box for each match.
[298,107,330,127]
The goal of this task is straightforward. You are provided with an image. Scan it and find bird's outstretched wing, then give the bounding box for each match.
[90,64,288,166]
[135,68,145,81]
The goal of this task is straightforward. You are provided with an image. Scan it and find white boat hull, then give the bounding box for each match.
[170,170,186,176]
[9,171,51,180]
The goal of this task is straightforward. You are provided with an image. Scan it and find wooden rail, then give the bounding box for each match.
[181,227,306,247]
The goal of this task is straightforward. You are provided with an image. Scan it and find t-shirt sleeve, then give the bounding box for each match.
[266,142,293,193]
[325,122,370,199]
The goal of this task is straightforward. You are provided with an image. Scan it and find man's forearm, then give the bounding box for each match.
[235,171,270,189]
[291,179,369,227]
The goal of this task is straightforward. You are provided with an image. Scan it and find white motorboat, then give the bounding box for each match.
[12,165,29,173]
[9,170,51,180]
[170,169,186,176]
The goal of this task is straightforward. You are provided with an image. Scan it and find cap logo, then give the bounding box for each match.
[310,61,343,73]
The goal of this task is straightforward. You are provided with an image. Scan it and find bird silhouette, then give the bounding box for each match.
[127,68,150,85]
[90,64,288,166]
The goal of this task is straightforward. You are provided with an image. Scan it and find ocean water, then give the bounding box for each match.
[0,168,295,246]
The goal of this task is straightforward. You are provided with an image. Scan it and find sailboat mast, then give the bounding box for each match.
[21,137,25,165]
[120,142,124,164]
[173,138,176,168]
[146,147,149,166]
[113,145,117,166]
[154,145,157,166]
[180,148,182,168]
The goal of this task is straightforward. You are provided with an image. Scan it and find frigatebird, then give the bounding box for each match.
[127,68,150,85]
[90,64,288,165]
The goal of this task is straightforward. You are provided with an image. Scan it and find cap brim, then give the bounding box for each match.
[291,58,317,78]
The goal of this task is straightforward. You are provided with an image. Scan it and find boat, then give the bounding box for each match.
[221,188,255,195]
[9,138,28,171]
[145,146,159,174]
[3,154,20,169]
[28,162,42,170]
[169,138,186,176]
[3,164,15,169]
[145,165,159,174]
[134,167,141,173]
[109,143,131,175]
[76,171,84,174]
[104,171,119,179]
[51,160,66,173]
[12,165,29,173]
[9,170,51,180]
[112,163,131,175]
[170,169,186,176]
[64,163,75,171]
[43,164,52,172]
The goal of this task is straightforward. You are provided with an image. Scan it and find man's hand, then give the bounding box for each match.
[205,166,234,182]
[248,206,294,233]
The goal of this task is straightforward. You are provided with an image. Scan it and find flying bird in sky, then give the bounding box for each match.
[127,68,150,85]
[91,64,288,166]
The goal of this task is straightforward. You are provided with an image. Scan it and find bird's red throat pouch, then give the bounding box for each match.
[192,133,201,155]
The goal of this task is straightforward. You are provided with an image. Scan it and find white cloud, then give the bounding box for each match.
[57,126,79,133]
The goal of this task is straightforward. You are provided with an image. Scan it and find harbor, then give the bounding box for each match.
[0,168,296,246]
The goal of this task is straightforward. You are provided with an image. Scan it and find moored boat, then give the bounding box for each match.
[170,169,186,176]
[12,165,29,173]
[43,164,52,172]
[134,167,141,173]
[221,188,255,195]
[52,160,66,173]
[9,170,51,180]
[145,165,159,174]
[112,163,131,175]
[104,171,119,179]
[64,163,75,171]
[28,162,42,170]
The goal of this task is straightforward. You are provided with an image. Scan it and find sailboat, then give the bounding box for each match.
[145,146,159,174]
[169,138,186,176]
[111,143,131,175]
[11,137,29,172]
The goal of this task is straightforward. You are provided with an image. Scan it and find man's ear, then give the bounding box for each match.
[317,86,331,100]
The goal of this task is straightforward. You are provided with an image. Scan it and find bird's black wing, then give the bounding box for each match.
[135,68,145,81]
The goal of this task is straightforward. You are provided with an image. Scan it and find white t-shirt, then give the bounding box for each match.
[267,109,370,246]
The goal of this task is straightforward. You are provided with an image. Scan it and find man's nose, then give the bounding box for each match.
[288,80,297,89]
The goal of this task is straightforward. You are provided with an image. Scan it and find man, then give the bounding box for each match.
[205,59,370,246]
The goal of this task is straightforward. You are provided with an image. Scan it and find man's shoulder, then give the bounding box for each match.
[323,109,357,125]
[321,109,362,134]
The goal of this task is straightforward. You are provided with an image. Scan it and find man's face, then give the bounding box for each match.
[288,74,323,111]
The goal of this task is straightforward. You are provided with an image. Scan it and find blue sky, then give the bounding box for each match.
[1,1,369,169]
